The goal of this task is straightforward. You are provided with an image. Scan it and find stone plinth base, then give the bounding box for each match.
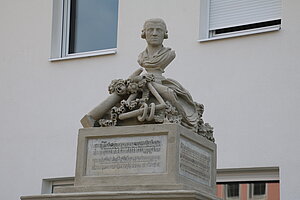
[21,190,220,200]
[69,124,217,195]
[21,124,219,200]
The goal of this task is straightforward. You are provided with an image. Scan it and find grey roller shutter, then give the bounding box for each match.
[209,0,281,30]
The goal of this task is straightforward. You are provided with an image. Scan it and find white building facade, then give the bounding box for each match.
[0,0,299,199]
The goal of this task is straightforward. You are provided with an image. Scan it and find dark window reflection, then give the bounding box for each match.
[254,182,266,195]
[69,0,118,54]
[227,183,239,197]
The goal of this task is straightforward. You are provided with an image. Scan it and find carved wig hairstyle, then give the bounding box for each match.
[141,18,168,39]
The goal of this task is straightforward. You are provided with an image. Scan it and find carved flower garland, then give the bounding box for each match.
[108,74,155,95]
[103,74,215,142]
[108,79,127,95]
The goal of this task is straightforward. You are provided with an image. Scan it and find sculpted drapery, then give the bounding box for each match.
[81,18,214,142]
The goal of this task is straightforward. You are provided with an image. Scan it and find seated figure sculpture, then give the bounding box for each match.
[81,18,214,142]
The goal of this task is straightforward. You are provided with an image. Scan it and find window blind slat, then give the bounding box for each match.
[209,0,281,30]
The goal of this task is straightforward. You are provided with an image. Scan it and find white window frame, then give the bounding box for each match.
[41,177,74,194]
[199,0,281,42]
[50,0,118,61]
[248,182,268,200]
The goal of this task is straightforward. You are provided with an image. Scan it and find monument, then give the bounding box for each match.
[21,19,219,200]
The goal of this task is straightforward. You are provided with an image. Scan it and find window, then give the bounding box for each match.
[226,183,240,199]
[216,167,280,200]
[253,182,266,195]
[50,0,119,61]
[199,0,281,41]
[249,182,267,198]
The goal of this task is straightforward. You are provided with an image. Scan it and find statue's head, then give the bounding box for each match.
[141,18,168,46]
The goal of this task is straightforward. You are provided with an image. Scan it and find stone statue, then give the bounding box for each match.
[81,18,214,142]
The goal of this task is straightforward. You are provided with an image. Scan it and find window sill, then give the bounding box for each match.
[198,25,280,42]
[49,48,117,62]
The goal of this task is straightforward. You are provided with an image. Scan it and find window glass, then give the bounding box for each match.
[69,0,118,54]
[227,183,239,197]
[253,182,266,195]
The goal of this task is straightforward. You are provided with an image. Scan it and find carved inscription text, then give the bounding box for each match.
[179,138,212,186]
[86,135,167,176]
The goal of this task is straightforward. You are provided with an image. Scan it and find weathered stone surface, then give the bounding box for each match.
[85,134,168,176]
[21,190,220,200]
[20,19,219,200]
[179,137,212,186]
[81,18,214,142]
[53,124,217,196]
[20,125,219,200]
[21,125,219,200]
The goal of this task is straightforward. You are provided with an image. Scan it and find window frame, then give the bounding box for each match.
[224,183,241,200]
[199,0,281,42]
[50,0,118,61]
[249,182,268,199]
[41,177,74,194]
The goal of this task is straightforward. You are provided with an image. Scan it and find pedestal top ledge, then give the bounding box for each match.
[21,189,221,200]
[63,124,217,196]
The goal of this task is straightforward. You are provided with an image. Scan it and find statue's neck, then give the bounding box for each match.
[146,45,163,59]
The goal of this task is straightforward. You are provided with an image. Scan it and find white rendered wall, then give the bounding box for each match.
[0,0,299,199]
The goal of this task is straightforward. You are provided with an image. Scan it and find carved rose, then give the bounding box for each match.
[127,82,139,93]
[108,79,127,95]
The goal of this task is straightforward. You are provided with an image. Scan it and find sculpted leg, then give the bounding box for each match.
[151,82,198,128]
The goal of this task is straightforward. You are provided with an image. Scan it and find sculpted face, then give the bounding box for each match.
[144,21,166,47]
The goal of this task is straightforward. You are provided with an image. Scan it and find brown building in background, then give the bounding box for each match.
[216,167,280,200]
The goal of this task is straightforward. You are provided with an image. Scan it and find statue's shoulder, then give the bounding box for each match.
[159,47,176,59]
[137,49,147,65]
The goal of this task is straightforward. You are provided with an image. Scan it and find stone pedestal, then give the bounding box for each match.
[21,124,219,200]
[21,190,218,200]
